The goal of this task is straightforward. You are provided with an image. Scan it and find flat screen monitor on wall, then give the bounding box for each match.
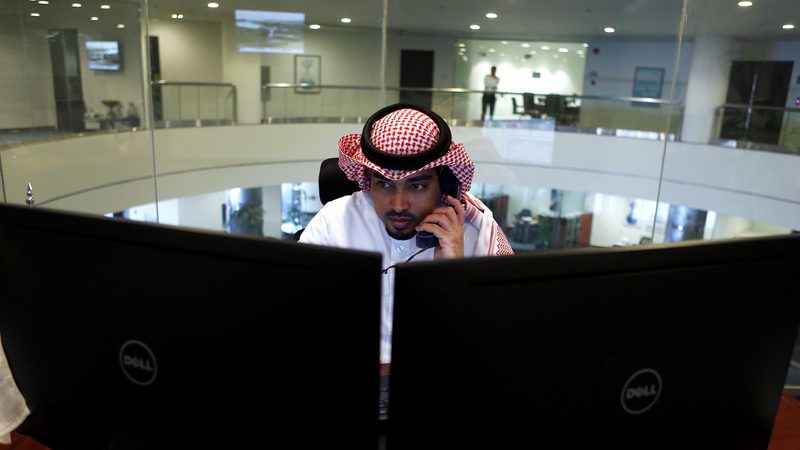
[86,40,121,71]
[235,9,304,54]
[389,234,800,449]
[0,203,382,449]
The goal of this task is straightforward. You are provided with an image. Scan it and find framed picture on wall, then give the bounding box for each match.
[632,67,664,106]
[294,55,321,94]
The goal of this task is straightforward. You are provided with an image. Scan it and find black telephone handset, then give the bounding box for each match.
[416,168,462,249]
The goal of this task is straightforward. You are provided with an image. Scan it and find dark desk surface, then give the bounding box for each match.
[3,390,800,450]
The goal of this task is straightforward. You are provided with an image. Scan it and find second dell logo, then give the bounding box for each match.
[620,368,662,415]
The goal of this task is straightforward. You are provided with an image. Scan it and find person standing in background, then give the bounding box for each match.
[481,66,500,121]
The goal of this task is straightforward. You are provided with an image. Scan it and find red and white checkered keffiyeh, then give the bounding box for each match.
[338,107,475,193]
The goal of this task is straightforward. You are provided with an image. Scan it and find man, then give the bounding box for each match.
[299,103,513,364]
[482,66,500,121]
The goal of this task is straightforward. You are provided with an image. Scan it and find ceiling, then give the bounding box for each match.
[144,0,800,41]
[11,0,800,42]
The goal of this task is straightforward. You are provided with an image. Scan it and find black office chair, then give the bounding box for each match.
[317,157,360,204]
[522,93,536,114]
[511,97,524,116]
[543,94,566,119]
[293,157,360,241]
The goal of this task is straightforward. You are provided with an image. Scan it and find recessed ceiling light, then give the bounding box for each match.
[340,17,351,23]
[738,1,753,6]
[604,27,615,33]
[458,43,465,47]
[583,43,588,47]
[90,16,98,21]
[30,12,40,16]
[485,12,498,19]
[783,24,795,29]
[37,1,49,5]
[309,24,320,29]
[521,43,530,48]
[117,24,125,28]
[71,3,81,7]
[501,41,508,45]
[208,2,220,7]
[470,24,480,30]
[178,14,184,19]
[559,48,568,52]
[541,45,550,50]
[100,4,110,9]
[488,48,496,52]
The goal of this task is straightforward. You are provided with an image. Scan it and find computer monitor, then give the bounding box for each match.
[388,234,800,450]
[0,203,383,449]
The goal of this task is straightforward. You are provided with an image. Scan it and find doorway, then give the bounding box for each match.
[720,61,793,145]
[400,50,434,110]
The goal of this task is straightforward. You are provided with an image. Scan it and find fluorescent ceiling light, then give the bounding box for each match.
[208,2,220,7]
[738,1,753,6]
[340,17,351,23]
[604,27,615,33]
[309,24,320,29]
[470,24,480,30]
[485,12,498,19]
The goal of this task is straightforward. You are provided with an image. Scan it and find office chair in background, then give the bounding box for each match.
[293,157,360,241]
[543,94,567,119]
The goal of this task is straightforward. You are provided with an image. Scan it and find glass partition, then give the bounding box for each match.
[0,0,155,217]
[1,0,797,244]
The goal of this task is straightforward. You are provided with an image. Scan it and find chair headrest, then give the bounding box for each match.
[318,157,360,205]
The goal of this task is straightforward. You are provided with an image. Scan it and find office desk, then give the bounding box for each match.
[3,390,800,449]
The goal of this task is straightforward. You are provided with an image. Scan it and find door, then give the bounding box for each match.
[720,61,793,145]
[400,50,434,110]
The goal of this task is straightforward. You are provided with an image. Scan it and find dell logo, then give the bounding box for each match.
[620,368,662,415]
[119,340,158,386]
[123,355,154,372]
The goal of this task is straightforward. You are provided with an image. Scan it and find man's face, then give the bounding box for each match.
[370,168,442,240]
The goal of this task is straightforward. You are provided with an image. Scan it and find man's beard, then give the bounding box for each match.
[386,227,417,241]
[385,211,418,240]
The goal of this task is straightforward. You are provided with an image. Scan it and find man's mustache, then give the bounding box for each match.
[386,211,416,220]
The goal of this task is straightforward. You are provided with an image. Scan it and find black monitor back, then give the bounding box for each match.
[389,234,800,450]
[0,203,382,449]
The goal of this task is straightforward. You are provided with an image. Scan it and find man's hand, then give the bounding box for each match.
[415,195,465,259]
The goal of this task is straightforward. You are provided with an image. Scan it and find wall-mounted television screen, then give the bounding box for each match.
[86,40,121,71]
[235,10,304,54]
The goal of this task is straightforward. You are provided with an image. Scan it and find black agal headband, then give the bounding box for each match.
[359,103,452,171]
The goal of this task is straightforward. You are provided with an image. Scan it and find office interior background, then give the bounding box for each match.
[1,0,799,374]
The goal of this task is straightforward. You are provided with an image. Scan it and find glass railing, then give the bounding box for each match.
[260,84,683,139]
[712,104,800,154]
[153,81,237,128]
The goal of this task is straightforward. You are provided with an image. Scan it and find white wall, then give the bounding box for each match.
[78,26,147,119]
[582,38,692,101]
[149,20,223,82]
